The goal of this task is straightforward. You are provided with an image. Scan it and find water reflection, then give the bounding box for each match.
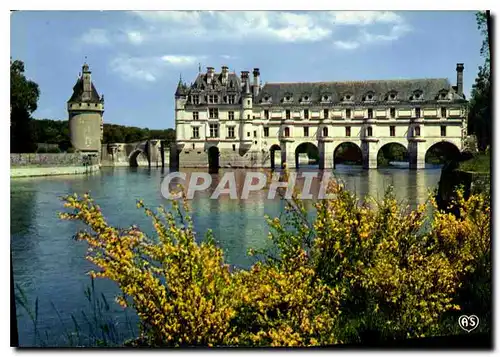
[11,166,442,346]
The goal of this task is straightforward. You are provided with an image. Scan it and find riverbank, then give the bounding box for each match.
[10,153,100,178]
[11,164,100,178]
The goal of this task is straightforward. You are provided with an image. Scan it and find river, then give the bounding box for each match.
[10,165,442,346]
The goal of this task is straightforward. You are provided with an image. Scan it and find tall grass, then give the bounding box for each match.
[14,278,137,347]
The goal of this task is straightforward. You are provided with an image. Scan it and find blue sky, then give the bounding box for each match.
[11,10,484,130]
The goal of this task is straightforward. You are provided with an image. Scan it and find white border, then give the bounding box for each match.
[4,2,499,357]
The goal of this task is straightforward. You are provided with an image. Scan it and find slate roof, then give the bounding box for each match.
[256,78,465,104]
[68,77,102,103]
[188,72,242,92]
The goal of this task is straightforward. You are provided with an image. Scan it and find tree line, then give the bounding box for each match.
[10,58,175,153]
[31,118,175,152]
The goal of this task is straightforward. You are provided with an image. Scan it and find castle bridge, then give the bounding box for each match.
[174,64,468,171]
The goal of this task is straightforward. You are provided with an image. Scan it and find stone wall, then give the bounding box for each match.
[10,153,98,167]
[11,164,100,178]
[179,148,267,168]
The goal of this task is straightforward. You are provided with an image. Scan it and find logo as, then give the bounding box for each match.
[458,315,479,333]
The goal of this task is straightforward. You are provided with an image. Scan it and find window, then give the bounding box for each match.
[304,109,309,119]
[209,124,219,138]
[208,95,218,104]
[368,108,373,119]
[192,143,195,149]
[254,130,257,137]
[346,109,351,119]
[286,110,291,119]
[323,127,328,137]
[193,111,199,120]
[192,127,199,139]
[367,127,373,137]
[264,110,269,119]
[247,100,250,106]
[441,126,446,137]
[228,127,235,138]
[441,107,447,118]
[264,127,269,137]
[228,95,236,104]
[415,108,421,118]
[232,144,236,151]
[284,127,290,137]
[324,109,329,119]
[247,114,250,119]
[304,127,309,137]
[414,126,421,137]
[192,95,199,105]
[345,126,351,137]
[390,108,396,118]
[247,132,251,137]
[209,108,218,119]
[228,111,234,120]
[390,126,396,137]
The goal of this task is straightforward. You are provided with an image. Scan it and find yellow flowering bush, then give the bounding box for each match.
[59,174,490,346]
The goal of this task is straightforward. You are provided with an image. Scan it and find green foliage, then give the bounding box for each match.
[377,144,408,166]
[459,152,490,173]
[468,11,491,152]
[103,124,175,145]
[31,118,176,149]
[11,59,40,153]
[58,177,490,347]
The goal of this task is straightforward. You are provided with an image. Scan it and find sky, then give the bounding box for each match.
[10,10,485,130]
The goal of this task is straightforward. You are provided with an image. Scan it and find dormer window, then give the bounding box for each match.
[364,92,375,102]
[387,91,398,101]
[208,95,218,104]
[262,94,272,104]
[437,90,449,100]
[283,93,294,103]
[343,94,353,102]
[412,90,423,101]
[322,95,330,102]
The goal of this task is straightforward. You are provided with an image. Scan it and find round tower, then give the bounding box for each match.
[67,62,104,153]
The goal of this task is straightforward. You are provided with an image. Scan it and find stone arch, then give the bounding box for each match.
[377,142,409,167]
[333,142,363,168]
[208,146,220,173]
[269,144,281,169]
[129,149,149,167]
[295,142,319,168]
[425,140,461,165]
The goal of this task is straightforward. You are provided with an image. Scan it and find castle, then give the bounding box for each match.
[174,64,468,169]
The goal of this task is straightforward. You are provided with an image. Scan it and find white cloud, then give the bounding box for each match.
[329,11,404,26]
[80,28,110,46]
[333,40,360,50]
[128,11,338,43]
[126,31,144,45]
[82,11,412,53]
[110,55,205,82]
[161,55,198,65]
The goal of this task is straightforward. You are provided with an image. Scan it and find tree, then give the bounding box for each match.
[11,59,40,153]
[468,11,491,151]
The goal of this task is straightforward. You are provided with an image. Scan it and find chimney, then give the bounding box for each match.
[241,70,249,89]
[221,65,229,84]
[206,66,215,84]
[456,63,464,97]
[252,68,260,97]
